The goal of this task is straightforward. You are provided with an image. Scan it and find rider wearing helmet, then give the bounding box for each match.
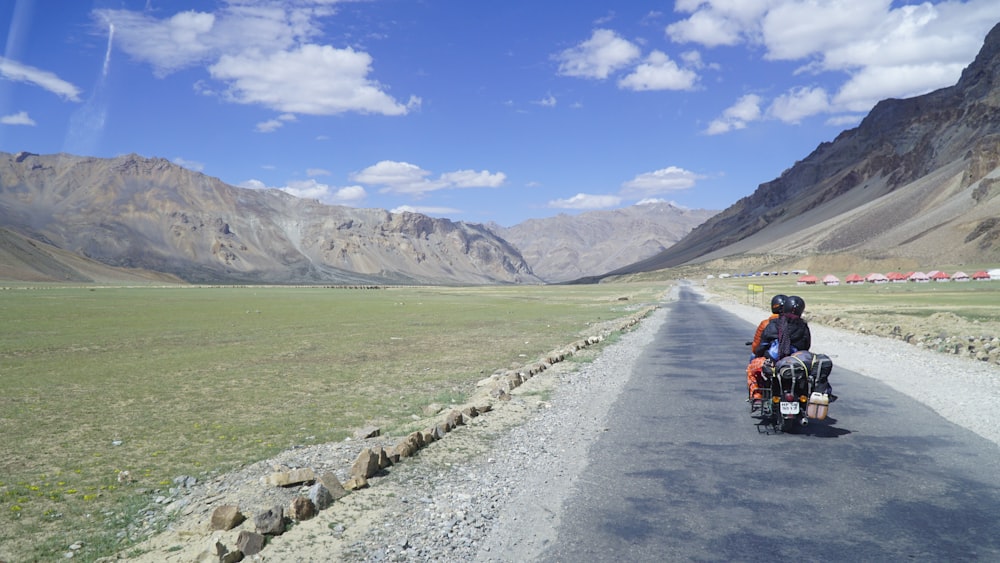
[746,294,788,404]
[752,294,787,353]
[755,295,811,359]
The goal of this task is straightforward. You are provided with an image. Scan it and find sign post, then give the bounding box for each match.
[747,283,764,308]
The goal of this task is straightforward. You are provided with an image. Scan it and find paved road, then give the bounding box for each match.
[540,287,1000,562]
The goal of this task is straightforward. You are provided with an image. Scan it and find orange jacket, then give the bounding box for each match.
[751,313,779,354]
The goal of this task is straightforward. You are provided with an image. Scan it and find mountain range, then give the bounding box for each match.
[4,21,1000,286]
[0,152,711,285]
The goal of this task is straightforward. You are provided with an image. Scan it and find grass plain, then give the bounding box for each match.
[0,283,664,561]
[704,274,1000,324]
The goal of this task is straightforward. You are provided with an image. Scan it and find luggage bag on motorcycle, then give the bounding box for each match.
[774,350,813,381]
[808,352,833,384]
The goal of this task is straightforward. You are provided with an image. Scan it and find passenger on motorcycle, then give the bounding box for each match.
[746,294,786,403]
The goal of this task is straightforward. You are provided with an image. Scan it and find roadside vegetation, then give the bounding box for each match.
[0,283,665,561]
[703,273,1000,322]
[702,274,1000,358]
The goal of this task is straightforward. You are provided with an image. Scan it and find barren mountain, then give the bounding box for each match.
[0,152,540,285]
[488,203,716,282]
[594,21,1000,280]
[0,227,183,283]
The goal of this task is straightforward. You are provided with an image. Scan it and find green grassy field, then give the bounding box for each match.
[706,275,1000,323]
[0,283,665,561]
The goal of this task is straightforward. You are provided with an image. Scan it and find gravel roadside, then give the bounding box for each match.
[108,285,1000,562]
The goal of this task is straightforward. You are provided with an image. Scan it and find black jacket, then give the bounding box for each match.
[755,314,811,357]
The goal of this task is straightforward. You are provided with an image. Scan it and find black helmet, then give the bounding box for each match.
[770,294,788,314]
[786,295,806,316]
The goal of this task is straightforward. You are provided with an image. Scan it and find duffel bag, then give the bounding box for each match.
[808,352,833,383]
[775,350,813,380]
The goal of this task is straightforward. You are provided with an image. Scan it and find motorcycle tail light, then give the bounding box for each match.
[799,396,808,402]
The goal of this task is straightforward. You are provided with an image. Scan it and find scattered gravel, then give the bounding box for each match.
[113,286,1000,562]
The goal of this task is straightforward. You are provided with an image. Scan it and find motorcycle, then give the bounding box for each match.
[746,344,832,433]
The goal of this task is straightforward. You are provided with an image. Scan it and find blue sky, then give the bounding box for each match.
[1,1,999,227]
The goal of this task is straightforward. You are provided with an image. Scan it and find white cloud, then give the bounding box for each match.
[825,114,865,128]
[832,63,963,112]
[533,94,557,107]
[621,167,702,197]
[555,29,641,79]
[241,179,267,190]
[548,193,622,210]
[243,177,367,206]
[211,45,418,116]
[1,111,36,126]
[95,3,417,116]
[96,9,218,75]
[618,50,698,91]
[329,185,368,205]
[283,179,366,204]
[761,0,894,61]
[391,205,461,216]
[767,86,830,124]
[255,113,297,133]
[0,57,81,101]
[172,157,205,171]
[439,169,506,188]
[307,168,331,177]
[352,161,430,188]
[670,0,1000,125]
[351,160,506,196]
[667,0,769,47]
[705,94,762,135]
[255,119,284,133]
[636,198,681,206]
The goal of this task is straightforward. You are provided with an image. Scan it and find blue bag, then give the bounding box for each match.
[767,340,797,361]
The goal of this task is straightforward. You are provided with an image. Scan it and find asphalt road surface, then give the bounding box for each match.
[539,287,1000,562]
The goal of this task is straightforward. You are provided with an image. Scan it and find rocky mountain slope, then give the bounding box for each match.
[0,152,539,285]
[0,227,183,284]
[487,203,716,283]
[594,21,1000,280]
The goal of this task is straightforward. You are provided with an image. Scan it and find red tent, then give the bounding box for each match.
[845,274,864,284]
[797,275,819,285]
[931,271,951,281]
[973,270,991,280]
